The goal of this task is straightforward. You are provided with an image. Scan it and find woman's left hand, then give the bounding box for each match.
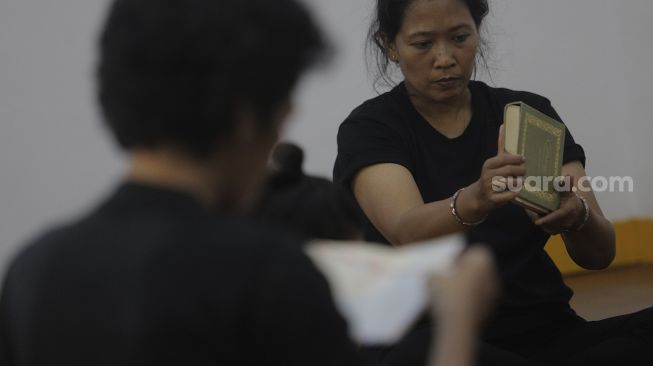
[526,190,585,235]
[533,163,615,270]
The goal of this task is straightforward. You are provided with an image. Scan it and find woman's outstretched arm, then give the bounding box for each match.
[352,126,525,246]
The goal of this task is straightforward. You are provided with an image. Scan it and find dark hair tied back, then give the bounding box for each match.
[269,143,305,188]
[257,143,366,241]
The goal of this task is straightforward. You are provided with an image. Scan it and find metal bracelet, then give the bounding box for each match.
[450,188,487,227]
[566,193,591,232]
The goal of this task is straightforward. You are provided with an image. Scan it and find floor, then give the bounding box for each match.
[565,265,653,320]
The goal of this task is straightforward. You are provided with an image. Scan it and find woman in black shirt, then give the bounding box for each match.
[334,0,652,365]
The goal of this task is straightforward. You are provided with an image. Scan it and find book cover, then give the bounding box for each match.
[504,102,566,214]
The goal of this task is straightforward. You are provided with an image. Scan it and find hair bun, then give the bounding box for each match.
[270,142,305,187]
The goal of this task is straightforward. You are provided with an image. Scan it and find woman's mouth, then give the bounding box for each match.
[433,77,460,88]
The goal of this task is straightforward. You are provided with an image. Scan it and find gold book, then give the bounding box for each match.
[504,102,566,215]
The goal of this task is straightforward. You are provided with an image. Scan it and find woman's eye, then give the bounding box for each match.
[411,40,432,50]
[453,34,471,43]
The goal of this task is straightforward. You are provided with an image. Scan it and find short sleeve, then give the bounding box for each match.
[333,116,413,189]
[538,99,587,167]
[250,242,364,366]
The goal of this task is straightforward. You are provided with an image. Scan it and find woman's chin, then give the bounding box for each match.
[427,86,467,104]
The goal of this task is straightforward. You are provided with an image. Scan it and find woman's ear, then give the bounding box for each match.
[379,32,399,63]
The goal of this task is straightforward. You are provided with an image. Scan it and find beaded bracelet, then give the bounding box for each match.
[450,188,487,227]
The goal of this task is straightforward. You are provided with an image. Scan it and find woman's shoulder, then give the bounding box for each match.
[470,80,553,110]
[344,83,409,126]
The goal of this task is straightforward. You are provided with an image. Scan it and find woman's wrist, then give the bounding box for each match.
[464,182,492,218]
[565,193,590,233]
[451,184,490,226]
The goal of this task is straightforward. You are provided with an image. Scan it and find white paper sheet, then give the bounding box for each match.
[305,235,465,345]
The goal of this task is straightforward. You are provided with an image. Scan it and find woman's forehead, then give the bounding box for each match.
[401,0,474,34]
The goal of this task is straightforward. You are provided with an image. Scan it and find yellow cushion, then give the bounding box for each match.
[545,219,653,275]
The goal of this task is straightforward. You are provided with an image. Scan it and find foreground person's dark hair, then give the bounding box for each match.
[98,0,327,158]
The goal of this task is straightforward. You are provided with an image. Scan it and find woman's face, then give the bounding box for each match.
[390,0,479,104]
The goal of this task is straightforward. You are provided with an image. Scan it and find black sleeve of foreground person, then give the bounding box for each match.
[0,287,11,365]
[250,242,364,366]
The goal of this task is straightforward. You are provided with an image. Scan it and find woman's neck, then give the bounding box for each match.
[406,84,473,139]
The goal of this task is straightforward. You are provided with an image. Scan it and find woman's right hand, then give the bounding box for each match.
[466,125,526,217]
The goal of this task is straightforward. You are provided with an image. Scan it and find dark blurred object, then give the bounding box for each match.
[256,142,365,241]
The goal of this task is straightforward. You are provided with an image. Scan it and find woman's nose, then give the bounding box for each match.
[432,44,456,70]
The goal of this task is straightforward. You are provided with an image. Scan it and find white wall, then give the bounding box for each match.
[0,0,124,273]
[1,0,652,275]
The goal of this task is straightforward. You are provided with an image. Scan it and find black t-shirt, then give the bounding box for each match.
[334,80,586,339]
[0,182,362,365]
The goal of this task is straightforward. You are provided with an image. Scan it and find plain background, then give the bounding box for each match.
[1,0,652,277]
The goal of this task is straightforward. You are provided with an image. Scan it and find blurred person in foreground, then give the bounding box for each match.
[0,0,497,365]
